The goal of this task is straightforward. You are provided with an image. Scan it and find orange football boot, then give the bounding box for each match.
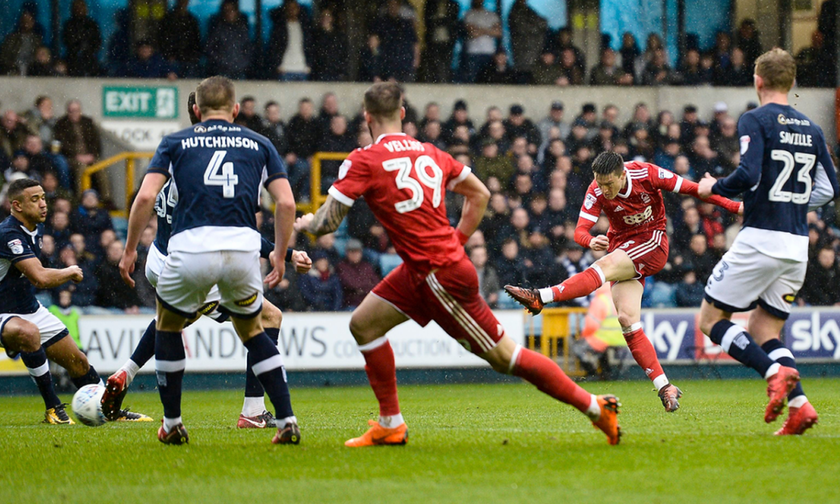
[345,419,408,447]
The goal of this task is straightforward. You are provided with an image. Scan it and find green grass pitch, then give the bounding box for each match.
[1,378,838,504]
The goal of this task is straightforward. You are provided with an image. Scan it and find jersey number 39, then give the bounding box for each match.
[204,150,239,198]
[383,156,443,213]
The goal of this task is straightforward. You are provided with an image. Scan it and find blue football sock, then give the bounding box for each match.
[155,330,185,420]
[761,339,805,400]
[71,364,101,389]
[243,328,279,398]
[130,320,157,368]
[21,347,61,409]
[243,332,293,420]
[709,320,776,378]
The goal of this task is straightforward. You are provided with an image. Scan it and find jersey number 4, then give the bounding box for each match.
[383,156,443,213]
[204,150,239,198]
[768,149,814,204]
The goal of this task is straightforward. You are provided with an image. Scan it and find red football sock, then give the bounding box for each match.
[513,347,592,413]
[550,267,604,303]
[623,326,665,382]
[361,340,401,417]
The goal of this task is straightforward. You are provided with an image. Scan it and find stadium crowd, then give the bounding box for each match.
[2,86,839,314]
[0,0,836,87]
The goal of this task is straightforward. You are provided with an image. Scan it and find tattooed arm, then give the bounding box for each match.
[293,195,352,236]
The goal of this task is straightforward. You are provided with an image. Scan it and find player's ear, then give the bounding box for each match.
[191,104,201,124]
[231,102,240,119]
[400,107,406,120]
[364,110,371,124]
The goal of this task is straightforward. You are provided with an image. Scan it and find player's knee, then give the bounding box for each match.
[697,306,719,336]
[12,323,41,353]
[348,316,373,344]
[616,312,637,329]
[66,351,90,377]
[260,303,282,329]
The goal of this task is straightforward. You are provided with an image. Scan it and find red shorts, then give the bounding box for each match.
[609,230,668,286]
[371,256,504,354]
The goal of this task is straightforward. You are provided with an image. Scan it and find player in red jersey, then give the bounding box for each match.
[295,82,621,446]
[506,151,742,412]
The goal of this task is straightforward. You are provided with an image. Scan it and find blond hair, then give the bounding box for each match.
[196,76,236,115]
[363,82,403,122]
[754,48,796,92]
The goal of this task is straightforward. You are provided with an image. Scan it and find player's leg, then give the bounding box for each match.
[239,299,283,428]
[1,316,65,421]
[101,318,156,420]
[505,249,637,314]
[343,291,410,446]
[611,279,680,411]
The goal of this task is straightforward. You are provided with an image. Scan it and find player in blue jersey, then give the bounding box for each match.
[119,76,299,445]
[0,179,150,424]
[102,91,312,429]
[698,48,839,435]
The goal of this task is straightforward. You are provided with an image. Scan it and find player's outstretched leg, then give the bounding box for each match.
[504,264,607,315]
[155,328,188,444]
[239,303,283,429]
[486,339,620,445]
[706,319,798,422]
[103,319,156,420]
[761,339,817,435]
[21,348,70,424]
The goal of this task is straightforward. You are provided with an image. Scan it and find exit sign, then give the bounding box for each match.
[102,86,178,119]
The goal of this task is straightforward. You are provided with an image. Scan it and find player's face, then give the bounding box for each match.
[14,186,48,223]
[594,170,626,200]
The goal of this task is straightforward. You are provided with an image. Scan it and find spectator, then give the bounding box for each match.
[1,10,43,75]
[420,0,460,83]
[261,101,288,155]
[495,238,527,286]
[678,48,711,86]
[22,134,71,188]
[287,97,320,160]
[470,245,500,308]
[420,120,447,150]
[267,0,312,81]
[557,243,591,307]
[158,0,202,78]
[62,0,102,77]
[234,96,263,133]
[556,48,584,85]
[817,0,837,87]
[358,34,385,82]
[0,110,30,158]
[205,0,252,79]
[715,47,752,87]
[622,102,654,140]
[320,115,355,190]
[41,171,73,212]
[126,40,177,79]
[95,240,140,311]
[309,9,347,82]
[54,100,107,200]
[442,100,476,144]
[336,239,380,309]
[683,233,717,282]
[589,48,633,86]
[674,271,705,307]
[298,251,343,311]
[503,105,540,154]
[735,18,762,70]
[317,93,341,135]
[71,189,113,257]
[538,102,570,149]
[711,31,733,78]
[476,48,516,84]
[618,32,641,82]
[474,139,514,184]
[26,46,61,77]
[545,27,586,75]
[636,33,665,79]
[642,48,675,86]
[104,8,131,77]
[531,50,563,85]
[508,0,547,79]
[690,135,727,178]
[800,246,840,306]
[461,0,502,83]
[418,102,441,131]
[21,95,57,145]
[371,0,419,83]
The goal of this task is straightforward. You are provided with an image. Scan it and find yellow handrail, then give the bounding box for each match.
[525,307,588,376]
[297,151,350,214]
[81,151,154,218]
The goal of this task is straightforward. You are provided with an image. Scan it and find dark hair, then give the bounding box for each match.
[592,151,625,175]
[240,95,255,104]
[364,82,404,121]
[8,178,41,202]
[264,100,278,109]
[34,95,50,107]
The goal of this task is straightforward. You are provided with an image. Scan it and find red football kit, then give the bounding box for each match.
[330,133,503,354]
[575,161,741,281]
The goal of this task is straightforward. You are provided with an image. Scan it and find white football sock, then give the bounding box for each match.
[585,394,600,420]
[539,288,555,304]
[121,360,140,387]
[652,375,669,391]
[379,413,404,428]
[764,362,781,380]
[788,395,808,409]
[280,415,297,427]
[163,416,182,432]
[242,396,267,417]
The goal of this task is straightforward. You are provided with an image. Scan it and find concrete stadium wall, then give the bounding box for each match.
[1,77,836,142]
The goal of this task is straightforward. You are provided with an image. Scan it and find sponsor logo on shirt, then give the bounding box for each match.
[740,135,750,155]
[641,193,651,203]
[622,206,653,225]
[584,193,597,210]
[7,239,23,255]
[338,160,352,180]
[234,293,259,307]
[614,205,624,212]
[658,168,673,179]
[777,114,810,126]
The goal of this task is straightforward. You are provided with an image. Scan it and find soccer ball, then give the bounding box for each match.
[72,384,107,427]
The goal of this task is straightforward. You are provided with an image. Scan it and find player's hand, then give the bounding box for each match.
[737,202,744,216]
[697,173,716,198]
[265,261,286,289]
[291,250,312,273]
[294,213,314,232]
[67,265,83,283]
[119,249,137,288]
[590,235,609,251]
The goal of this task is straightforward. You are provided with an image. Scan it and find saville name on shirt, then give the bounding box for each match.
[180,136,260,151]
[383,139,425,153]
[778,131,813,147]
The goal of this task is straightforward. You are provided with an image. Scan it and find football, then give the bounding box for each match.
[72,384,107,427]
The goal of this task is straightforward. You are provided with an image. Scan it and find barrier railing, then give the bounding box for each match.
[298,151,350,214]
[525,307,588,376]
[81,151,154,218]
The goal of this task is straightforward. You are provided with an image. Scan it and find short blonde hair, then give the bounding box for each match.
[196,76,236,114]
[364,82,403,122]
[754,47,796,92]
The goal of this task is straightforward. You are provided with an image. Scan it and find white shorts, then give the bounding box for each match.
[704,243,806,320]
[156,249,263,319]
[147,243,224,319]
[0,304,69,355]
